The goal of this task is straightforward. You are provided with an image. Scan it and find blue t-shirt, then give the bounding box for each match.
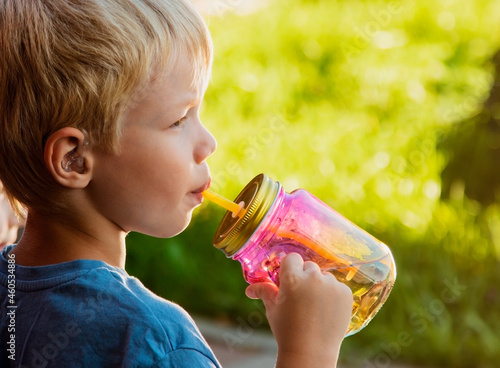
[0,245,221,367]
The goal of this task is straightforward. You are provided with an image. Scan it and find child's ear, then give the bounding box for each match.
[44,127,93,188]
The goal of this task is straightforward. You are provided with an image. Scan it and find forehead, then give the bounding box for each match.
[144,50,208,98]
[156,54,208,101]
[123,57,205,122]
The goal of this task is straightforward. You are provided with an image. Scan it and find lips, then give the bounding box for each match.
[191,178,211,195]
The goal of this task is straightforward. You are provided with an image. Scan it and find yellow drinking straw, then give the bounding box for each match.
[202,189,245,217]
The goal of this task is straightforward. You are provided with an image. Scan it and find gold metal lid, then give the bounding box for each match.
[213,173,281,257]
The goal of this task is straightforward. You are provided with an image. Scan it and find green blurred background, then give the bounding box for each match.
[126,0,500,366]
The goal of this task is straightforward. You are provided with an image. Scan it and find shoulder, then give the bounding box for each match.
[73,268,220,366]
[4,263,220,367]
[62,266,193,340]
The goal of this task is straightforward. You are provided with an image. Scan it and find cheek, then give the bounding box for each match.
[90,132,195,232]
[118,153,188,212]
[127,134,190,175]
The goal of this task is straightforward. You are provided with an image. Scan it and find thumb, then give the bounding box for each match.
[246,282,279,307]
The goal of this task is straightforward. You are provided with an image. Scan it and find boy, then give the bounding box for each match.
[0,0,353,367]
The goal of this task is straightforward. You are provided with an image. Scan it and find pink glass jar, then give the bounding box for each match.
[212,174,396,336]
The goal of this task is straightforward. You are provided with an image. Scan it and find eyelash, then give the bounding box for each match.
[170,116,187,129]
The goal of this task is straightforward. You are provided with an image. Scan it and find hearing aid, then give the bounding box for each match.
[62,130,90,174]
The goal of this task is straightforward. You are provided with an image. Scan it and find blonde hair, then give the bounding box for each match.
[0,0,213,215]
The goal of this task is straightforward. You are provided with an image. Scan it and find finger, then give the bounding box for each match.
[303,260,321,272]
[279,253,304,275]
[4,225,18,245]
[245,282,279,302]
[0,212,7,243]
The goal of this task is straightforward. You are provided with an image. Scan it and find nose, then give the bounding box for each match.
[194,121,217,164]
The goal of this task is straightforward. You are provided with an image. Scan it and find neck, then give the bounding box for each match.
[12,210,127,268]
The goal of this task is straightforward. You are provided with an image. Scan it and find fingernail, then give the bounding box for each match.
[245,288,256,299]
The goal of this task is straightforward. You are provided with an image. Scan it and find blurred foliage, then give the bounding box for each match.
[126,0,500,367]
[440,50,500,206]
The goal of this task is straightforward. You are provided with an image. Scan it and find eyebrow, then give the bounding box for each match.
[172,93,201,109]
[149,96,201,126]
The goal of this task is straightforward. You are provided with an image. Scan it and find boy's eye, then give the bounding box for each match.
[170,116,187,129]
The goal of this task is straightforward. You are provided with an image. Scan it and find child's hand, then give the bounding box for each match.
[0,188,20,250]
[245,253,353,368]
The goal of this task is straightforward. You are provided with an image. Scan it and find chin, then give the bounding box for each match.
[153,214,193,239]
